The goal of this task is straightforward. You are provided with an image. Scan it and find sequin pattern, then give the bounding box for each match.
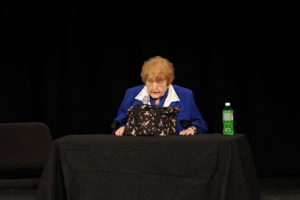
[124,104,180,136]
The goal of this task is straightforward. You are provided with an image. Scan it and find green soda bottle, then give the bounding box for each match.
[222,102,234,135]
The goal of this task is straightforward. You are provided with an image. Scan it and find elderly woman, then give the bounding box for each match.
[114,56,207,136]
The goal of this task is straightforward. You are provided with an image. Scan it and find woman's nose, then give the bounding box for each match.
[152,82,159,89]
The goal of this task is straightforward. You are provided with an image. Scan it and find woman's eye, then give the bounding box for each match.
[158,81,164,85]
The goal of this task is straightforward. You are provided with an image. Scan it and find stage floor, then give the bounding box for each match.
[260,176,300,200]
[0,176,300,200]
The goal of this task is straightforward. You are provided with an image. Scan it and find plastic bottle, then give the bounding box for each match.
[222,102,234,135]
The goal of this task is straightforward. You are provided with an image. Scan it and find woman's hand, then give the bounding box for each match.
[115,126,125,136]
[179,126,196,136]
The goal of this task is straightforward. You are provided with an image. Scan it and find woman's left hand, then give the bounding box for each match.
[179,127,195,136]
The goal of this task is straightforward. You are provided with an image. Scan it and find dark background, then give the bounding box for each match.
[1,7,299,177]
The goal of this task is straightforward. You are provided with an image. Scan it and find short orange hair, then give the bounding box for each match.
[140,56,175,86]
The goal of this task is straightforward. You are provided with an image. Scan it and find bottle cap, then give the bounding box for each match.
[225,102,230,106]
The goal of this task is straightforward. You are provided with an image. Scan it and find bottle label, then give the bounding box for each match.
[223,110,233,121]
[223,121,234,135]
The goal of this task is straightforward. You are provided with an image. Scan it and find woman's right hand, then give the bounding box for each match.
[115,126,125,136]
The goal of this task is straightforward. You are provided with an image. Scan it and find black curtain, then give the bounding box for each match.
[1,7,300,177]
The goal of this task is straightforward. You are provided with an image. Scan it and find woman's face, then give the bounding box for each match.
[146,77,169,100]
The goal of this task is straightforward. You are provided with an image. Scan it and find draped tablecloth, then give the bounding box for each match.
[36,134,260,200]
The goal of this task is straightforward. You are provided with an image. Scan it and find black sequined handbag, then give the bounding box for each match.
[124,104,180,136]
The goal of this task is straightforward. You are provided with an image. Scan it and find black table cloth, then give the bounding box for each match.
[36,134,261,200]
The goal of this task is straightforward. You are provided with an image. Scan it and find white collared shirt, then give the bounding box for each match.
[135,84,180,107]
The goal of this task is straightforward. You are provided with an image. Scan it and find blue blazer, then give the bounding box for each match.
[114,84,208,134]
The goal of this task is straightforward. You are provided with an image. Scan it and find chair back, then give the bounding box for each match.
[0,122,52,189]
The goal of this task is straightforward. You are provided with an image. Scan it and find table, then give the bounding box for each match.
[36,134,261,200]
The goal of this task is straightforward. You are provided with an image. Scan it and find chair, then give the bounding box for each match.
[0,122,52,199]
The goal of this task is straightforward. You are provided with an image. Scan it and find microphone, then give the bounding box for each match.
[142,96,150,105]
[111,121,120,135]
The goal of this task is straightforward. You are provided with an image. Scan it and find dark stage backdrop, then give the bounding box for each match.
[1,7,299,177]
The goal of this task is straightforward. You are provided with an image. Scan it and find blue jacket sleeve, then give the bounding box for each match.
[189,91,208,134]
[113,91,128,127]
